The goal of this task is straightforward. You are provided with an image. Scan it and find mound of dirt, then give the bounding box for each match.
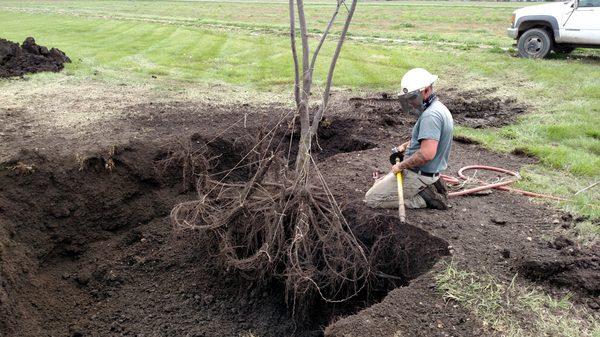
[325,271,491,337]
[517,242,600,297]
[440,88,527,128]
[348,87,526,128]
[0,37,71,78]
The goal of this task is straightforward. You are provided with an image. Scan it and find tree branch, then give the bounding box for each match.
[289,0,301,108]
[308,0,342,78]
[310,0,357,136]
[296,0,311,108]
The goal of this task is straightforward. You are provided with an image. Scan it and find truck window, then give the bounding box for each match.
[579,0,600,7]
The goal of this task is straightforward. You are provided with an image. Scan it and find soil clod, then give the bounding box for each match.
[0,37,71,78]
[490,217,508,226]
[518,246,600,296]
[549,235,574,250]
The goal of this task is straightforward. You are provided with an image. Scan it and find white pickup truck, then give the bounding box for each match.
[507,0,600,58]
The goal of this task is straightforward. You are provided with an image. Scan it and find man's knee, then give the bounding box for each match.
[365,198,399,209]
[365,192,427,209]
[405,195,427,209]
[364,171,447,210]
[364,173,398,208]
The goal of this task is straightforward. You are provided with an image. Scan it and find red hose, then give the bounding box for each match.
[442,165,567,201]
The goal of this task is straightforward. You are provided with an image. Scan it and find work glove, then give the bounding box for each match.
[389,146,405,165]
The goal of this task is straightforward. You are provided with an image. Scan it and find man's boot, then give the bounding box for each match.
[418,180,449,210]
[433,179,448,195]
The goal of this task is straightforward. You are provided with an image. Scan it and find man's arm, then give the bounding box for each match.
[392,139,438,173]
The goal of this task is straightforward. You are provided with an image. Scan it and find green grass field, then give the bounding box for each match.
[0,0,598,222]
[0,0,532,47]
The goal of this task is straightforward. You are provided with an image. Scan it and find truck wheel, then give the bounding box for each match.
[517,28,553,59]
[554,45,575,54]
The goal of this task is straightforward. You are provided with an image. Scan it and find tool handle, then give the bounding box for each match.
[396,171,406,223]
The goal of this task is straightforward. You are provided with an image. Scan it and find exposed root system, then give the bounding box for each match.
[171,150,371,314]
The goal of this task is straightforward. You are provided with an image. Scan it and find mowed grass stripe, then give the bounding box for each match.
[0,0,529,47]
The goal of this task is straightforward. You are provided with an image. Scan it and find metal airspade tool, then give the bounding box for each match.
[395,157,406,223]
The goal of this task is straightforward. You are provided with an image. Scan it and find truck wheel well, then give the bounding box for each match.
[517,21,554,40]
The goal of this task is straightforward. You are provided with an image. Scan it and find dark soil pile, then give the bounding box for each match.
[348,87,526,128]
[518,237,600,297]
[0,37,71,78]
[440,88,527,128]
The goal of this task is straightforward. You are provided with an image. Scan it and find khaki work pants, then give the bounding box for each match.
[364,169,439,209]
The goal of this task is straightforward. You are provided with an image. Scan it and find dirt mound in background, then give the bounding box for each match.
[0,37,71,78]
[440,88,527,128]
[348,87,526,128]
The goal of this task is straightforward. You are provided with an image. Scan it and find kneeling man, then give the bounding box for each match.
[365,68,453,210]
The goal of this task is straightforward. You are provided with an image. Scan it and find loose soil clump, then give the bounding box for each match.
[0,37,71,78]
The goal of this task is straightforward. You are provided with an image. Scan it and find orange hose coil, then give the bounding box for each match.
[441,165,566,201]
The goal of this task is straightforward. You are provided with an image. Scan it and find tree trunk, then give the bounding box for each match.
[291,0,358,174]
[295,0,312,173]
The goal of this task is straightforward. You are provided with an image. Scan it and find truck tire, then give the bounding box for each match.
[554,44,575,54]
[517,28,553,59]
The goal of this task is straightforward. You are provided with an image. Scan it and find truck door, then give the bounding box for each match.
[562,0,600,44]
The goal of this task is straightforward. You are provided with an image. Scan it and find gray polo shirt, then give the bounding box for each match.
[405,98,454,173]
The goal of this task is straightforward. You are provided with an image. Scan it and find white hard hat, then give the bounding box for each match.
[400,68,438,94]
